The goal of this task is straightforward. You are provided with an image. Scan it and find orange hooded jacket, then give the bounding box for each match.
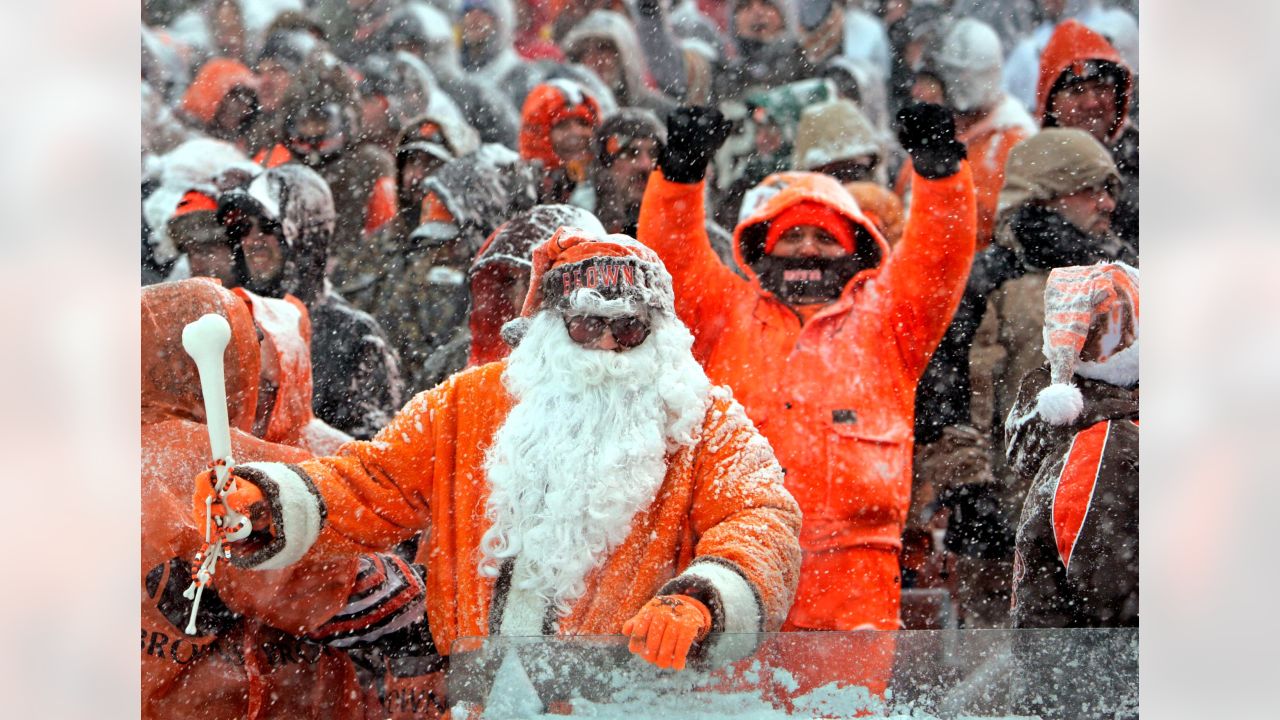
[141,279,369,720]
[518,81,601,175]
[637,165,976,630]
[232,289,352,455]
[1036,19,1133,144]
[228,361,802,658]
[181,58,259,126]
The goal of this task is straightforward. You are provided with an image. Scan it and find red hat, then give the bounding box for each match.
[764,201,857,255]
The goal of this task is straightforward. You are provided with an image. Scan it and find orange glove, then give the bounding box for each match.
[621,594,712,671]
[192,469,270,546]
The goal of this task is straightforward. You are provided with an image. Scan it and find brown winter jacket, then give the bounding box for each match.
[227,362,803,658]
[141,279,369,720]
[1007,365,1139,628]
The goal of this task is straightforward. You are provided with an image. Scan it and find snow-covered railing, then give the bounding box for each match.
[448,627,1137,718]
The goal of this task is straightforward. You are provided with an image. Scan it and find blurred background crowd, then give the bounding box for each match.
[140,1,1139,709]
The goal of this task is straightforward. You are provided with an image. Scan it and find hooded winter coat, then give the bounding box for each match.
[141,279,369,720]
[221,164,406,439]
[1036,20,1138,244]
[180,57,271,153]
[520,81,605,203]
[791,97,885,182]
[714,0,813,102]
[380,1,522,147]
[264,55,398,305]
[561,10,677,117]
[637,163,977,631]
[458,204,610,374]
[369,145,540,396]
[1007,366,1138,629]
[143,138,260,274]
[223,363,803,661]
[1001,1,1106,112]
[233,289,352,455]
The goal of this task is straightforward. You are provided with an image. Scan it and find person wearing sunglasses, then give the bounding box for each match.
[193,227,802,692]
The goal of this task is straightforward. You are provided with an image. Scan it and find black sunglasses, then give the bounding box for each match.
[563,315,651,349]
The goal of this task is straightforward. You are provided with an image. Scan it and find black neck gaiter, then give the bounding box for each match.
[754,255,865,305]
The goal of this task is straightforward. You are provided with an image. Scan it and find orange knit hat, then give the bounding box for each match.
[764,201,857,255]
[519,226,672,319]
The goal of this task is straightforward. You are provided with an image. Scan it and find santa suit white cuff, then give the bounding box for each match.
[229,462,326,570]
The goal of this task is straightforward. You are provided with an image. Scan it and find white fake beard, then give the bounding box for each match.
[1076,340,1139,387]
[479,309,711,615]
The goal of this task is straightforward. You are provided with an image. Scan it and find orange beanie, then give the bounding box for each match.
[764,201,857,255]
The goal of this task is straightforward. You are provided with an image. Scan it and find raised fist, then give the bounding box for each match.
[659,106,733,184]
[896,102,967,179]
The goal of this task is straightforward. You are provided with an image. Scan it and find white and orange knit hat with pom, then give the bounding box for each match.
[1035,262,1140,425]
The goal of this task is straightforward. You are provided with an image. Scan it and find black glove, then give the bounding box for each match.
[939,483,1015,560]
[660,105,733,184]
[895,102,967,180]
[636,0,663,17]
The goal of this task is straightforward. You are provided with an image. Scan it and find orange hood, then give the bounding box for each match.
[141,278,260,432]
[231,290,313,443]
[733,171,889,299]
[518,81,601,172]
[1035,20,1131,141]
[180,57,259,126]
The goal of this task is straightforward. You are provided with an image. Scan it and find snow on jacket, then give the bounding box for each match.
[233,288,352,455]
[368,145,540,396]
[637,163,976,629]
[141,278,413,720]
[1007,365,1138,628]
[143,138,259,268]
[561,10,676,117]
[231,163,405,439]
[458,0,524,87]
[229,362,803,657]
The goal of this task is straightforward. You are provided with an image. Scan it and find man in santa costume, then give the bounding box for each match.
[195,227,803,685]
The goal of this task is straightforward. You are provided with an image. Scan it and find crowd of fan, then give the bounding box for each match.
[142,0,1139,715]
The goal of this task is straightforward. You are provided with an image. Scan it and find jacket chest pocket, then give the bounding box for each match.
[824,412,913,521]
